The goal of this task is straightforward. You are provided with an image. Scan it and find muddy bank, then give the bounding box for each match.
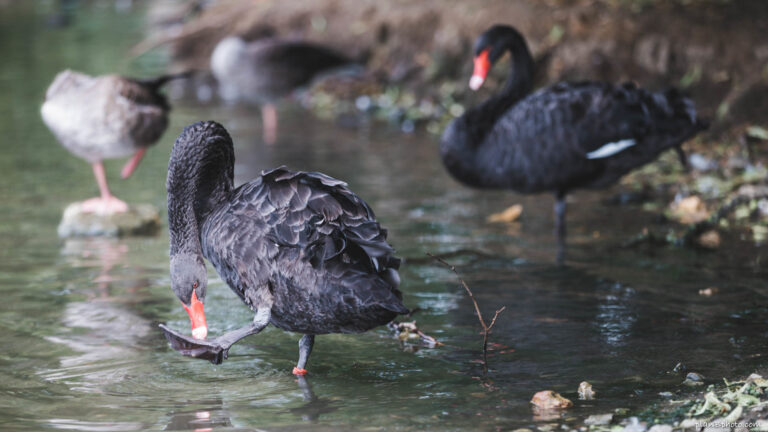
[146,0,768,134]
[141,0,768,253]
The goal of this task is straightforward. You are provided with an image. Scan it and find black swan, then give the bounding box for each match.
[160,121,407,375]
[41,70,188,214]
[440,25,707,258]
[210,36,354,144]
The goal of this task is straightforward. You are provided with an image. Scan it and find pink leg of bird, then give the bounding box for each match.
[80,161,128,215]
[261,104,278,145]
[121,147,147,179]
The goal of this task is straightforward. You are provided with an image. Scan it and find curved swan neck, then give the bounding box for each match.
[483,28,535,118]
[167,122,235,256]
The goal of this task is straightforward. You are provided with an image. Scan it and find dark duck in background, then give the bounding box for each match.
[41,70,188,214]
[160,121,407,375]
[440,25,707,261]
[210,36,354,145]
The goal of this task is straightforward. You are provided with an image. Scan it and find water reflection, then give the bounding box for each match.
[288,376,338,422]
[40,238,152,391]
[594,282,637,349]
[60,238,131,294]
[47,418,144,431]
[164,399,233,431]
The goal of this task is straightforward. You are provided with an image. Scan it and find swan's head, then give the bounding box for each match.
[469,24,519,90]
[170,253,209,340]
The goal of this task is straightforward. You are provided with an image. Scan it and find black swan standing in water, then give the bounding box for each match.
[41,70,188,214]
[440,25,707,260]
[160,121,407,375]
[210,36,354,144]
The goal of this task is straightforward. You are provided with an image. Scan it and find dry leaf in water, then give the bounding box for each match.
[531,390,573,409]
[578,381,596,400]
[487,204,523,223]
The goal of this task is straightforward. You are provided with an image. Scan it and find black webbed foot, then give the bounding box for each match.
[159,324,228,365]
[159,319,268,365]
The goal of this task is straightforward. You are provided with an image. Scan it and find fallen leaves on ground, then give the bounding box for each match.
[669,195,710,224]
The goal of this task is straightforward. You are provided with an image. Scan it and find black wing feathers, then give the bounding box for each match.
[225,167,405,318]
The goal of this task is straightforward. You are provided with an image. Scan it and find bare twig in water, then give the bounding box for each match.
[402,249,493,265]
[427,253,506,374]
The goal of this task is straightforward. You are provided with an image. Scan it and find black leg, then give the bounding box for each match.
[293,334,315,375]
[554,194,567,264]
[675,146,689,172]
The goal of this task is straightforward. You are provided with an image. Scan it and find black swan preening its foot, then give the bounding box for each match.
[41,70,188,214]
[210,36,354,145]
[440,25,707,261]
[161,121,407,375]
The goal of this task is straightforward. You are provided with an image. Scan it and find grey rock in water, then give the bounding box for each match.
[623,417,648,432]
[585,414,613,425]
[57,202,161,238]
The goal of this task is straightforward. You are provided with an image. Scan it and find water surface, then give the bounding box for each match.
[1,2,767,431]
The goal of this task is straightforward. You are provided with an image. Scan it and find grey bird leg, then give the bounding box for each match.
[554,193,567,264]
[215,307,271,349]
[293,334,315,375]
[160,307,271,365]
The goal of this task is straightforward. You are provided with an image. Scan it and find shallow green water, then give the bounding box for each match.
[1,2,767,431]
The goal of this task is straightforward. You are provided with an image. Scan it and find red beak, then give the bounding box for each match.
[470,49,491,90]
[182,291,207,340]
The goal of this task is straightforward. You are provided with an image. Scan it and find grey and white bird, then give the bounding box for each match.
[210,36,353,144]
[41,70,187,214]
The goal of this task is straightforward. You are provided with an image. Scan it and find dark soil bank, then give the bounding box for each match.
[149,0,768,135]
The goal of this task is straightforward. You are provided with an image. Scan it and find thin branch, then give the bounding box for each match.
[488,307,506,331]
[428,253,506,374]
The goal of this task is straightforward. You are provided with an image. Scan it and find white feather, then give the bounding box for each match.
[586,139,636,159]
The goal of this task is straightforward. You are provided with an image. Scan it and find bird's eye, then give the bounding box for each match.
[193,281,198,289]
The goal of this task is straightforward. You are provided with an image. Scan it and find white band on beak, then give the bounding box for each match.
[469,75,485,90]
[192,326,208,340]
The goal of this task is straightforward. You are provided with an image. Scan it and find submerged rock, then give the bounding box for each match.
[623,417,648,432]
[57,202,161,238]
[584,413,613,425]
[684,372,706,386]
